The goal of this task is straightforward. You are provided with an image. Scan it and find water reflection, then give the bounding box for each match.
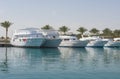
[0,47,120,73]
[0,47,8,72]
[58,47,88,70]
[104,48,120,64]
[85,48,120,69]
[9,47,61,71]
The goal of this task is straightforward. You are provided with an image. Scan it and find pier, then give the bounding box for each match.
[0,42,12,47]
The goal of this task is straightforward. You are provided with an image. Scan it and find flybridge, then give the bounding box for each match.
[14,28,42,35]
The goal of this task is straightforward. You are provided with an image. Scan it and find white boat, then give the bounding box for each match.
[80,36,108,47]
[11,28,45,47]
[41,29,62,47]
[59,35,89,47]
[104,38,120,47]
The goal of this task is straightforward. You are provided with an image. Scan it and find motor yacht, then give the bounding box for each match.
[80,36,108,47]
[104,38,120,47]
[11,28,45,47]
[59,35,88,47]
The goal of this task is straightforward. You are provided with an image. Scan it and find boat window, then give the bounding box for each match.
[115,40,120,41]
[64,39,70,41]
[14,34,43,38]
[53,36,55,38]
[72,38,76,40]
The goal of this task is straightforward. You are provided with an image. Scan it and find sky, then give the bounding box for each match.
[0,0,120,37]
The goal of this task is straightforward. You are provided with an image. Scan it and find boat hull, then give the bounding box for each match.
[104,41,120,47]
[11,38,45,47]
[87,40,108,47]
[42,39,62,47]
[59,40,88,47]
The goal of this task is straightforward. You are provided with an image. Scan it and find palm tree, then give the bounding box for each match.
[0,21,12,40]
[113,29,120,37]
[102,28,113,37]
[77,27,87,35]
[89,28,99,35]
[59,26,70,35]
[41,25,53,30]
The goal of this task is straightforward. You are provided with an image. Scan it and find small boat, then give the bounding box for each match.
[80,36,108,47]
[11,28,45,47]
[104,38,120,47]
[59,35,88,47]
[41,29,62,47]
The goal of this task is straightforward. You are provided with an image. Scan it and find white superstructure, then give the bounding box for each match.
[11,28,45,47]
[104,38,120,47]
[59,35,89,47]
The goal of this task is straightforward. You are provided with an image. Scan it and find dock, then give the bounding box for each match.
[0,42,12,47]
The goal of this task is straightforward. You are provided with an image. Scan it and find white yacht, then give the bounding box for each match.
[104,38,120,47]
[11,28,45,47]
[41,29,62,47]
[59,35,89,47]
[80,36,109,47]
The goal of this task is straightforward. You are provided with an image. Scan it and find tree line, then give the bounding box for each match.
[41,25,120,38]
[76,27,120,38]
[0,21,120,41]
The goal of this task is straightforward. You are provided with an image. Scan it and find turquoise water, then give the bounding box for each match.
[0,47,120,79]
